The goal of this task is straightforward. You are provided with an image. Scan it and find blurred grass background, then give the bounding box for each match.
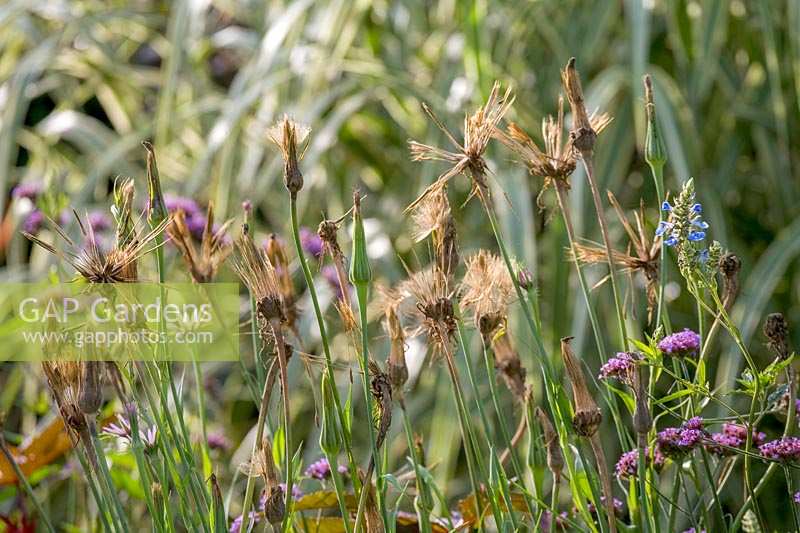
[2,0,800,526]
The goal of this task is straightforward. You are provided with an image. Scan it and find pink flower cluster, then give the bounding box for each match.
[614,447,665,479]
[657,328,701,357]
[598,352,637,384]
[706,423,765,456]
[656,417,706,458]
[759,437,800,462]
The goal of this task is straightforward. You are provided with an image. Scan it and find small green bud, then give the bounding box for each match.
[348,191,371,285]
[319,372,340,456]
[143,141,168,226]
[643,75,667,168]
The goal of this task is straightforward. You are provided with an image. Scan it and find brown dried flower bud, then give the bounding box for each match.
[490,329,527,403]
[317,219,343,259]
[267,116,310,198]
[561,58,596,154]
[78,361,104,414]
[719,252,741,309]
[535,407,564,477]
[560,336,602,437]
[764,313,790,360]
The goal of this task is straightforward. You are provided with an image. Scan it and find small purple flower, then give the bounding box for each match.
[540,510,568,531]
[207,432,231,451]
[794,491,800,504]
[599,352,637,384]
[22,210,45,234]
[165,195,201,218]
[657,418,707,458]
[278,483,303,500]
[707,423,765,456]
[304,458,332,480]
[299,227,323,258]
[88,210,112,233]
[657,329,700,357]
[682,528,705,533]
[11,181,42,201]
[585,496,624,517]
[242,200,253,214]
[760,437,800,462]
[229,511,260,533]
[614,447,665,479]
[322,265,347,300]
[103,414,158,451]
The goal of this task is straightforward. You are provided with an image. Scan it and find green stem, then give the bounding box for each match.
[353,282,387,530]
[400,405,432,533]
[648,162,672,333]
[579,154,629,351]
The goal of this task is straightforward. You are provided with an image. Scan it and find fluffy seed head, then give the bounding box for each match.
[461,250,514,331]
[267,115,310,197]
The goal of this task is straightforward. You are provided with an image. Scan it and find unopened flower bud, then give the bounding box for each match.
[143,142,167,226]
[643,75,667,169]
[561,58,596,154]
[348,191,371,285]
[517,267,534,291]
[319,372,340,456]
[267,116,309,198]
[535,407,564,478]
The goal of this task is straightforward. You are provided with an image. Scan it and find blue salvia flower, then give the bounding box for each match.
[687,231,706,242]
[661,201,672,211]
[655,221,672,237]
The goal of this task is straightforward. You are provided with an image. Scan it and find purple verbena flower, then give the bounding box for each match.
[656,418,707,458]
[88,210,112,233]
[304,457,332,480]
[207,432,231,451]
[11,182,43,201]
[278,482,303,500]
[759,437,800,463]
[229,511,260,533]
[585,496,624,517]
[707,423,765,456]
[22,210,45,234]
[657,329,701,357]
[598,352,637,384]
[614,447,665,479]
[794,491,800,504]
[299,227,323,258]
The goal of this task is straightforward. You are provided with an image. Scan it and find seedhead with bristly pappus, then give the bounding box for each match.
[24,209,170,284]
[407,81,514,212]
[166,203,232,283]
[572,193,661,323]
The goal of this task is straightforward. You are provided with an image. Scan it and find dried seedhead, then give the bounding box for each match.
[382,293,409,398]
[410,187,460,280]
[573,193,660,323]
[407,82,514,212]
[398,267,456,354]
[461,250,514,331]
[167,203,232,283]
[267,115,311,198]
[25,210,170,284]
[719,252,741,308]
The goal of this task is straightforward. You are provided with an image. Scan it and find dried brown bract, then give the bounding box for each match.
[24,210,169,284]
[407,82,514,212]
[573,193,660,323]
[560,337,601,437]
[264,233,300,332]
[719,252,742,309]
[167,203,232,283]
[267,115,310,198]
[764,313,790,360]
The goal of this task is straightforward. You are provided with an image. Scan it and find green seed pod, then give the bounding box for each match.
[143,141,168,226]
[348,192,371,285]
[319,372,340,456]
[643,75,667,169]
